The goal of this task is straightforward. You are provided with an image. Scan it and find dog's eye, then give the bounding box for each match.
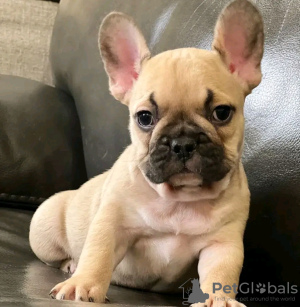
[212,105,233,124]
[136,111,154,129]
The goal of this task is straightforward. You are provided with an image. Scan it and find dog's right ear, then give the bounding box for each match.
[99,12,151,105]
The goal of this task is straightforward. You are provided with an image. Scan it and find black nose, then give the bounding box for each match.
[171,136,197,161]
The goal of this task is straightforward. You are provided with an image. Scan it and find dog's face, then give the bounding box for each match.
[99,0,264,198]
[129,49,244,189]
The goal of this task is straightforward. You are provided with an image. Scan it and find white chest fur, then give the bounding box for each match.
[137,198,218,236]
[113,198,233,290]
[112,232,201,290]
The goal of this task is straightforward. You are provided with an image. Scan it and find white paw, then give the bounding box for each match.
[60,259,77,274]
[49,275,108,303]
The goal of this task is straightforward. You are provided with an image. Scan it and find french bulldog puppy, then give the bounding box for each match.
[29,0,264,306]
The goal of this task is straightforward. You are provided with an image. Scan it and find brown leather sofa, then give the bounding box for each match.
[0,1,299,306]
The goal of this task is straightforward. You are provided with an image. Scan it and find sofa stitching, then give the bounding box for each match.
[0,193,46,203]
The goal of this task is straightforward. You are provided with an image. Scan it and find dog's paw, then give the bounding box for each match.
[190,295,246,307]
[49,275,107,303]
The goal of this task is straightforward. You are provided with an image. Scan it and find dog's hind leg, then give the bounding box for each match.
[29,191,74,268]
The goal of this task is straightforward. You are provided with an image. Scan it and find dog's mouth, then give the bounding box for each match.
[167,170,203,189]
[143,165,231,202]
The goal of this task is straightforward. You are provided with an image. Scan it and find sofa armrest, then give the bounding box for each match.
[0,75,87,209]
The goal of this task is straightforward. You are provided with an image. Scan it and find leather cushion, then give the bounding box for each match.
[0,75,87,208]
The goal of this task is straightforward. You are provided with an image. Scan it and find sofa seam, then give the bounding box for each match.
[0,193,46,204]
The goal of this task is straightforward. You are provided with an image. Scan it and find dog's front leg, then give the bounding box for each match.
[192,238,246,307]
[50,203,127,303]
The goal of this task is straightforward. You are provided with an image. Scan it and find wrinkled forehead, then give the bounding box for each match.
[130,48,243,113]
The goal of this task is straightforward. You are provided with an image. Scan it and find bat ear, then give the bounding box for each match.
[99,12,151,104]
[212,0,264,93]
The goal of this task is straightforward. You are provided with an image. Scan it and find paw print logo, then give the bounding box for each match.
[256,283,266,294]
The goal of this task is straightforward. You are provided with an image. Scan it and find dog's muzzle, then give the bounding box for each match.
[144,129,230,186]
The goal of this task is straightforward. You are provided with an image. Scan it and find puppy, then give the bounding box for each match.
[29,1,264,306]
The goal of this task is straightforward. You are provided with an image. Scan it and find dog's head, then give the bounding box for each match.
[99,0,264,200]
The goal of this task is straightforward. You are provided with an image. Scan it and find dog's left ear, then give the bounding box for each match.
[213,0,264,93]
[99,12,151,104]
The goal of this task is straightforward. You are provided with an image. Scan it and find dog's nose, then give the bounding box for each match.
[171,137,196,161]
